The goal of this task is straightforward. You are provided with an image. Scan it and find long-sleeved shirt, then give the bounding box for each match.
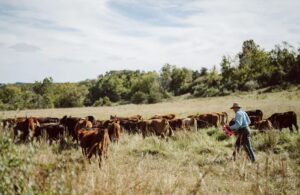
[230,109,251,131]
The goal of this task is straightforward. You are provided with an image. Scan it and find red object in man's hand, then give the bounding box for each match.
[223,125,235,136]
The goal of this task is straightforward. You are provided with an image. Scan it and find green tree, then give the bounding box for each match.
[169,67,193,95]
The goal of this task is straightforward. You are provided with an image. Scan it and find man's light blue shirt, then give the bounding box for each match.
[230,109,251,130]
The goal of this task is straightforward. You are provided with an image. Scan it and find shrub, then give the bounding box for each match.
[0,133,34,194]
[148,90,162,104]
[131,91,148,104]
[94,96,112,107]
[241,80,259,91]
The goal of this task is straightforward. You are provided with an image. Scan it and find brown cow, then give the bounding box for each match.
[86,129,110,167]
[34,124,65,144]
[268,111,299,132]
[188,114,211,129]
[197,113,219,128]
[169,119,184,131]
[145,119,173,139]
[182,118,197,131]
[2,117,26,129]
[108,121,122,143]
[74,119,93,137]
[60,116,81,141]
[246,110,263,121]
[78,128,100,156]
[13,117,40,142]
[249,116,260,126]
[110,115,142,121]
[137,120,150,135]
[150,114,176,120]
[254,120,273,131]
[119,120,139,134]
[36,117,60,124]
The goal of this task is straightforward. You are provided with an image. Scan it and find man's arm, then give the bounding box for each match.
[230,112,242,130]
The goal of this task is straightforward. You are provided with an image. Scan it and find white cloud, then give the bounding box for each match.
[10,43,41,52]
[0,0,299,83]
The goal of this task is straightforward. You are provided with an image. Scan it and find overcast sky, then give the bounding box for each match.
[0,0,299,83]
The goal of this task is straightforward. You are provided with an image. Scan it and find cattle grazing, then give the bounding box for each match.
[197,113,219,128]
[108,121,122,143]
[246,109,263,121]
[169,119,184,131]
[119,120,139,134]
[150,114,176,120]
[78,128,109,167]
[74,119,93,136]
[144,119,173,139]
[254,120,273,131]
[34,124,65,144]
[86,129,110,167]
[78,128,101,156]
[196,119,210,129]
[2,117,26,129]
[268,111,298,132]
[110,115,142,121]
[36,117,60,124]
[249,116,261,126]
[182,118,198,131]
[86,115,96,125]
[137,120,150,135]
[13,117,40,142]
[212,112,228,126]
[188,114,212,129]
[60,116,81,141]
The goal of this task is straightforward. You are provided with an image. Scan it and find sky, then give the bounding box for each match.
[0,0,299,83]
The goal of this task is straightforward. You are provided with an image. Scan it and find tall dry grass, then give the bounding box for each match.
[0,127,299,194]
[1,90,300,194]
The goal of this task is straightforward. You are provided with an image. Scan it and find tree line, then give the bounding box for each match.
[0,40,299,110]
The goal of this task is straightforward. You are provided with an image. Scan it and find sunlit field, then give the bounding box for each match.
[1,89,300,194]
[2,88,300,119]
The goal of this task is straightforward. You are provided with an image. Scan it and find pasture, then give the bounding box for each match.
[1,89,300,194]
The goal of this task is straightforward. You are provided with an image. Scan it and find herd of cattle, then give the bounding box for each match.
[1,110,298,166]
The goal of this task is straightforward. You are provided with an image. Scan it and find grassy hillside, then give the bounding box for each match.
[1,90,300,194]
[2,89,300,119]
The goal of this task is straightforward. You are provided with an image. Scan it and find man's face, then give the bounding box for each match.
[233,107,239,113]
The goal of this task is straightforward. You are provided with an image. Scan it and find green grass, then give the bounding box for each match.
[1,127,300,194]
[1,89,300,194]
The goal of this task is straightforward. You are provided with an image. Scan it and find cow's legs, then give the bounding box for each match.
[293,123,299,132]
[98,150,103,168]
[288,126,293,133]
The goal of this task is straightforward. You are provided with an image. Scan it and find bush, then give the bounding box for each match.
[193,84,221,97]
[0,133,34,194]
[93,96,112,107]
[131,91,148,104]
[241,80,259,91]
[148,90,162,104]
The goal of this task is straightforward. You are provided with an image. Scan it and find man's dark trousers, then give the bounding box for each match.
[235,127,256,162]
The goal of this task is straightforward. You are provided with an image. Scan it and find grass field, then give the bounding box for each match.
[1,89,300,194]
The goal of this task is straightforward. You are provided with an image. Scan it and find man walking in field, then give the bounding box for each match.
[230,103,256,162]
